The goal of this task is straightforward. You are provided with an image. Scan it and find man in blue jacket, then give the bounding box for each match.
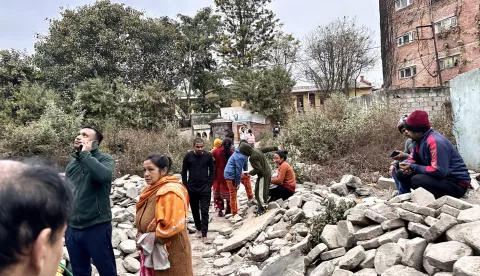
[397,110,470,198]
[224,144,253,215]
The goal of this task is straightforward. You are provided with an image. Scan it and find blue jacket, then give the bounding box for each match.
[224,147,248,185]
[408,129,470,187]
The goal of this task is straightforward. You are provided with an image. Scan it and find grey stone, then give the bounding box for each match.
[303,201,319,218]
[238,265,260,276]
[355,225,384,241]
[408,222,430,236]
[378,227,409,245]
[443,196,474,210]
[359,249,376,269]
[218,209,280,252]
[402,201,436,217]
[270,238,288,252]
[381,218,405,231]
[292,210,306,224]
[464,227,480,254]
[388,193,411,204]
[321,225,340,249]
[411,187,436,206]
[402,237,427,271]
[332,269,354,276]
[347,208,373,226]
[267,229,288,239]
[310,260,335,276]
[213,257,232,268]
[338,245,366,270]
[289,234,311,253]
[304,243,328,266]
[354,268,377,276]
[457,206,480,223]
[424,216,439,227]
[125,187,138,199]
[445,221,480,243]
[435,205,460,218]
[374,243,403,274]
[397,238,408,251]
[364,209,388,223]
[377,177,396,190]
[382,265,428,276]
[370,203,391,216]
[268,202,280,210]
[341,175,363,189]
[320,247,347,261]
[423,244,441,275]
[202,249,216,258]
[117,223,134,230]
[285,206,301,217]
[112,229,128,248]
[425,241,473,271]
[250,244,270,262]
[422,213,458,242]
[288,196,303,209]
[291,223,309,237]
[118,240,136,254]
[259,250,305,276]
[397,208,424,223]
[337,220,356,248]
[357,237,380,250]
[122,257,140,273]
[217,264,241,276]
[433,273,453,276]
[220,227,233,236]
[453,256,480,276]
[356,188,372,196]
[330,183,349,196]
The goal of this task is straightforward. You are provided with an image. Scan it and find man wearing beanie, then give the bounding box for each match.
[397,110,470,198]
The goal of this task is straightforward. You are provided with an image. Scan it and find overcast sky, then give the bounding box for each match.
[0,0,383,85]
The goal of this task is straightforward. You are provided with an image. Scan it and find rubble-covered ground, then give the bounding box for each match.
[60,171,480,276]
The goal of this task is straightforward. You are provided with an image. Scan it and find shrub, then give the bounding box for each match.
[309,198,356,247]
[102,125,209,177]
[0,101,83,160]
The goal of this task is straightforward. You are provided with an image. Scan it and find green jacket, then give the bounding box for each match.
[239,143,273,179]
[66,148,115,229]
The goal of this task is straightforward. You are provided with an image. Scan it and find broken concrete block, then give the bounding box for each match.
[374,243,403,275]
[310,260,335,276]
[330,183,349,196]
[378,227,409,245]
[408,222,430,236]
[443,196,474,210]
[377,177,396,190]
[402,237,427,271]
[396,208,424,223]
[425,241,473,271]
[304,243,328,266]
[341,175,362,189]
[364,209,388,224]
[402,201,436,217]
[435,204,460,218]
[336,220,356,248]
[424,216,439,227]
[355,225,384,241]
[358,249,376,269]
[357,237,380,250]
[347,208,373,226]
[423,214,458,242]
[382,265,428,276]
[411,187,435,206]
[388,193,411,204]
[320,247,347,261]
[320,225,340,249]
[338,245,365,270]
[452,256,480,276]
[381,218,405,231]
[457,206,480,223]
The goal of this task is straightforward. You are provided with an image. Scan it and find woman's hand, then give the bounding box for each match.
[389,165,396,176]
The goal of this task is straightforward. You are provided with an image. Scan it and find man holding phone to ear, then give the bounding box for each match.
[65,126,117,276]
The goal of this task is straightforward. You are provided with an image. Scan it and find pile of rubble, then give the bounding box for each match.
[60,172,480,276]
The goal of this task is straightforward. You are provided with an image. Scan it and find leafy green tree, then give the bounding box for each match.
[177,7,224,113]
[269,32,300,72]
[214,0,280,69]
[230,66,295,123]
[35,1,183,95]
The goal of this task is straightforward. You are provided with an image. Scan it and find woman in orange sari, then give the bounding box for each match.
[136,153,193,276]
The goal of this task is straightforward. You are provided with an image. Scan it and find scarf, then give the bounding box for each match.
[136,175,182,210]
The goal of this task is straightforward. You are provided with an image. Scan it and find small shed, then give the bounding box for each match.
[192,124,212,140]
[209,117,233,140]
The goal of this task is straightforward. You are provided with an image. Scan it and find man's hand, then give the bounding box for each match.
[389,165,396,176]
[392,151,408,161]
[81,140,94,152]
[399,162,412,175]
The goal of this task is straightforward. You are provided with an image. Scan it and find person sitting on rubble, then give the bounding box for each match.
[396,110,471,199]
[269,150,296,201]
[390,114,414,195]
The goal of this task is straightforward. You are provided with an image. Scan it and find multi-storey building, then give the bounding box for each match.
[380,0,480,88]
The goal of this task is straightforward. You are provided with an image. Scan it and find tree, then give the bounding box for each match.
[269,32,300,73]
[302,17,378,104]
[34,1,183,95]
[214,0,280,69]
[230,67,295,123]
[177,7,224,113]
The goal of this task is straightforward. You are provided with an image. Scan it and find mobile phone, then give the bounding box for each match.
[391,151,400,158]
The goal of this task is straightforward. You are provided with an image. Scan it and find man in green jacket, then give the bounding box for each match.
[239,143,275,216]
[65,126,116,276]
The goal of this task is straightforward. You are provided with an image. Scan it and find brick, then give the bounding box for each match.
[355,225,384,241]
[396,208,424,223]
[423,214,458,242]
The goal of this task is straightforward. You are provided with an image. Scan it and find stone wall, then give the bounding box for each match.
[191,113,218,125]
[350,87,450,117]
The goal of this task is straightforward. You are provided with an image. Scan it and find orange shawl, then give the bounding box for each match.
[137,176,189,239]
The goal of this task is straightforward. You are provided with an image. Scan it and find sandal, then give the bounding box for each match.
[202,237,212,244]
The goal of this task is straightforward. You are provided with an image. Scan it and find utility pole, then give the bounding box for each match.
[416,24,443,86]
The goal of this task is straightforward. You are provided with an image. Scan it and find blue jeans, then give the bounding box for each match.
[392,168,410,194]
[65,222,117,276]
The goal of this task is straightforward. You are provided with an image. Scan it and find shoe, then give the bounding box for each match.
[202,237,212,244]
[218,210,224,217]
[225,209,231,215]
[254,209,266,217]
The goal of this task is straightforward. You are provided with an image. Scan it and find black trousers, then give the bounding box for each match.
[188,188,211,237]
[65,222,117,276]
[269,185,294,202]
[396,171,467,199]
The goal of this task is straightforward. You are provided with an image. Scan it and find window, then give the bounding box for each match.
[397,31,416,46]
[435,16,458,33]
[439,55,459,70]
[396,0,414,10]
[399,66,417,79]
[296,95,304,113]
[308,93,316,108]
